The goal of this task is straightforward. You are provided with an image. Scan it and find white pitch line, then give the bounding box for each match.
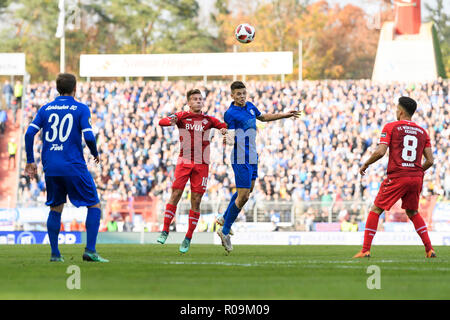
[160,261,450,272]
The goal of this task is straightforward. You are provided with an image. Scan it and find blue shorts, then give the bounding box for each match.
[45,172,100,208]
[232,163,258,189]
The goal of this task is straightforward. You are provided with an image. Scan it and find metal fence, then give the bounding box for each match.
[174,199,373,227]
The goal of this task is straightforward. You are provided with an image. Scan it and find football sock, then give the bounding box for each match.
[85,207,101,253]
[223,192,238,220]
[185,210,200,240]
[47,210,62,257]
[409,213,433,252]
[163,203,177,233]
[362,211,380,253]
[222,201,241,236]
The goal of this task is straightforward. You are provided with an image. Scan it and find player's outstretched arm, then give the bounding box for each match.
[422,147,434,172]
[256,110,302,122]
[360,144,388,176]
[24,125,39,177]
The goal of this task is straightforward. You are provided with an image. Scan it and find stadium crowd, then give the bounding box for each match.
[12,78,450,225]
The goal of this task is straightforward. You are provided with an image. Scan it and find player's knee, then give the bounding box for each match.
[405,210,418,218]
[169,189,183,204]
[370,205,383,215]
[51,204,64,213]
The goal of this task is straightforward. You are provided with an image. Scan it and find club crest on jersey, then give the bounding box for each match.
[202,119,208,125]
[250,109,255,115]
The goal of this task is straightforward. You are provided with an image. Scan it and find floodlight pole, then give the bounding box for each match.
[60,0,65,73]
[233,45,237,82]
[60,36,65,73]
[16,72,30,206]
[298,40,302,84]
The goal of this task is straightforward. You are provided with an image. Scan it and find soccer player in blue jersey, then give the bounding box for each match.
[24,73,108,262]
[216,81,301,252]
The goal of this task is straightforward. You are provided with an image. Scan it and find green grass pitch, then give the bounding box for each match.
[0,244,448,299]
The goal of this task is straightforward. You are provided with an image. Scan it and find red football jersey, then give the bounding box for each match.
[378,120,431,178]
[161,111,227,165]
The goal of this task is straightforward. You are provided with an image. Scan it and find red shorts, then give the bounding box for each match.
[374,176,423,211]
[172,161,209,194]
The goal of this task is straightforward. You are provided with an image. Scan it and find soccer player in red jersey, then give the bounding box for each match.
[354,96,436,258]
[156,88,227,253]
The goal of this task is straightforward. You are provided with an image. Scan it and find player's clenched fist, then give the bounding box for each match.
[168,114,178,125]
[24,163,37,177]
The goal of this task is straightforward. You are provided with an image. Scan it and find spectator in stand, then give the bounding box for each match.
[13,80,23,124]
[107,217,118,232]
[2,80,14,110]
[123,215,134,232]
[0,108,6,134]
[8,138,17,169]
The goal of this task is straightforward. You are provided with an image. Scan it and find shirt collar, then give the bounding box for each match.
[56,95,75,101]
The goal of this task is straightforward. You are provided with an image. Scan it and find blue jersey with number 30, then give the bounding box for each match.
[30,96,93,176]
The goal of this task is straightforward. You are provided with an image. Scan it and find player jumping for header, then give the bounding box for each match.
[217,81,302,253]
[24,73,108,262]
[354,96,436,258]
[157,88,227,253]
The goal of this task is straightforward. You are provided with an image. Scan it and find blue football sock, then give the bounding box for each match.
[47,211,62,257]
[85,207,101,253]
[222,201,241,236]
[223,192,238,220]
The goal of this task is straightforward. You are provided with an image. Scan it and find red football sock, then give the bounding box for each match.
[185,210,200,240]
[162,203,177,233]
[409,213,433,252]
[362,211,380,253]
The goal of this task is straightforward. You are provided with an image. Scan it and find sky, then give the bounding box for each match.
[197,0,448,22]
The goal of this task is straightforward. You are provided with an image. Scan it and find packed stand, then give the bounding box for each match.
[16,79,450,225]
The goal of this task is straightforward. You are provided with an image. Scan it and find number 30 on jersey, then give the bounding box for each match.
[45,113,73,143]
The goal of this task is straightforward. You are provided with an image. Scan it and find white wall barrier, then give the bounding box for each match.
[213,232,450,246]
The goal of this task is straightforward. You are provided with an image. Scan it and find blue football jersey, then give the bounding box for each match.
[30,96,93,176]
[224,101,261,165]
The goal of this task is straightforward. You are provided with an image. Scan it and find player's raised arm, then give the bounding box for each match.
[256,110,302,122]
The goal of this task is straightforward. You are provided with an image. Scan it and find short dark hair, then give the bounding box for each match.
[56,73,76,95]
[186,88,202,101]
[398,96,417,116]
[230,81,246,92]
